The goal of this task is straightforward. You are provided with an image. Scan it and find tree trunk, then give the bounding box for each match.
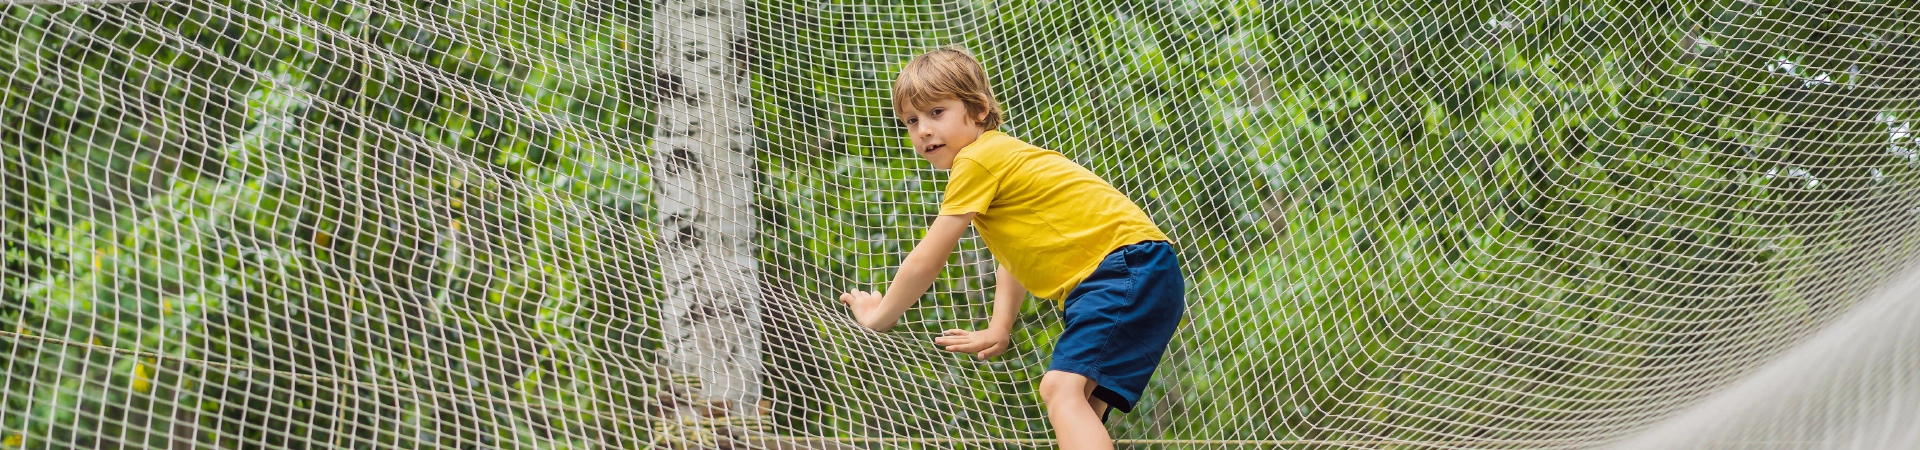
[650,0,763,418]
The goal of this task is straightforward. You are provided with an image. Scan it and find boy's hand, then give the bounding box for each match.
[935,328,1011,360]
[838,289,892,331]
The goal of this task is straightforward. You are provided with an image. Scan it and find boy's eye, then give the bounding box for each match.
[931,108,944,116]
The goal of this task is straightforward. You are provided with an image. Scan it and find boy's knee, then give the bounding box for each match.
[1038,371,1086,404]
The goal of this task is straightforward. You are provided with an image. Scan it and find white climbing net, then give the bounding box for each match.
[3,0,1919,448]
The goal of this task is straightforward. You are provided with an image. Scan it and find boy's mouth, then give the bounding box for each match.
[923,144,946,154]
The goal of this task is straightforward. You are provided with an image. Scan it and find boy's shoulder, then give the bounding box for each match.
[955,131,1052,167]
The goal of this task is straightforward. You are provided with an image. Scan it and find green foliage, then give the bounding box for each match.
[753,0,1920,444]
[4,1,658,448]
[5,0,1920,447]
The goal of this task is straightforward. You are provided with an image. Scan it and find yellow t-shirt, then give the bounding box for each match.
[938,130,1170,302]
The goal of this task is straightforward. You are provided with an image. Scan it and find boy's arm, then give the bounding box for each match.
[986,264,1026,334]
[839,213,974,332]
[935,263,1024,360]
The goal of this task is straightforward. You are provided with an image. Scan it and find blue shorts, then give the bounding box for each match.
[1048,240,1185,414]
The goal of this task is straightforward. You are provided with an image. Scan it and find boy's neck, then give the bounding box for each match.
[960,129,998,152]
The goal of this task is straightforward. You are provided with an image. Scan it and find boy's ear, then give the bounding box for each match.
[971,94,992,125]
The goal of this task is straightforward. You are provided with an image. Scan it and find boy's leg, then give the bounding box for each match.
[1039,370,1114,450]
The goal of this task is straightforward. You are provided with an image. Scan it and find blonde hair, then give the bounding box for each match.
[892,47,1003,130]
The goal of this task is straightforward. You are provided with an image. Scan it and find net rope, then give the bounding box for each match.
[2,0,1918,448]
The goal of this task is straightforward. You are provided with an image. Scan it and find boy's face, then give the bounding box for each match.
[899,97,988,170]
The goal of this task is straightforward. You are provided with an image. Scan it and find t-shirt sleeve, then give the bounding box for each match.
[939,158,999,216]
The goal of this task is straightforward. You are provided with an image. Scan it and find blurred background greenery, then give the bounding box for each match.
[4,0,1918,448]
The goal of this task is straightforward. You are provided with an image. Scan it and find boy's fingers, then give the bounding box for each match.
[935,330,998,354]
[960,340,994,353]
[984,340,1012,359]
[977,342,1001,360]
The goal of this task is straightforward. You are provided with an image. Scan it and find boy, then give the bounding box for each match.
[837,48,1186,450]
